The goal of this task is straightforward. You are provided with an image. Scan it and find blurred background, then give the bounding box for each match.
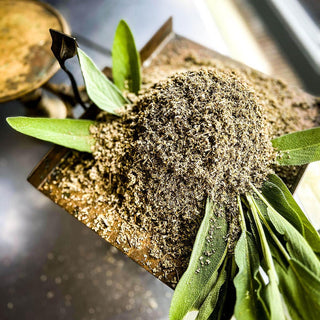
[0,0,319,319]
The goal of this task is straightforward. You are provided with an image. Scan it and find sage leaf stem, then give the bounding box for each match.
[234,229,267,320]
[250,196,291,262]
[169,198,229,320]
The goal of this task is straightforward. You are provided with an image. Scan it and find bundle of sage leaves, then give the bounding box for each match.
[7,20,320,320]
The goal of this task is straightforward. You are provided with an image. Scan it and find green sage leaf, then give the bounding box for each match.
[266,207,320,314]
[266,233,287,269]
[262,176,303,235]
[250,188,320,319]
[272,127,320,165]
[112,20,141,94]
[207,256,237,320]
[6,117,95,152]
[195,262,227,320]
[234,231,267,320]
[244,208,262,253]
[275,260,319,320]
[263,174,320,253]
[267,207,320,276]
[208,279,230,320]
[252,197,287,268]
[169,198,229,320]
[290,259,320,308]
[262,272,286,320]
[77,48,129,115]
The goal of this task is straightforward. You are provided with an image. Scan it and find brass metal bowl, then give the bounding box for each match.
[0,0,70,103]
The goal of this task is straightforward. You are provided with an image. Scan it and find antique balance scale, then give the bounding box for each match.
[0,0,84,117]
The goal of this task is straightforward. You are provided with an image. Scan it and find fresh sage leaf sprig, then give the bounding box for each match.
[262,174,320,254]
[112,20,141,94]
[275,258,318,320]
[171,172,320,320]
[230,180,320,320]
[6,117,95,152]
[77,19,141,113]
[246,193,287,320]
[272,127,320,165]
[77,48,129,115]
[169,198,229,320]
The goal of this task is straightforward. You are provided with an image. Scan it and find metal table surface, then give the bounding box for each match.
[0,1,226,319]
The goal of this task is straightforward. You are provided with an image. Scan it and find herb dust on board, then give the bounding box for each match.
[91,67,275,261]
[43,46,320,286]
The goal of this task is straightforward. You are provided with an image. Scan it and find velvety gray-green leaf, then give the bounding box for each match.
[112,20,141,94]
[290,259,320,305]
[6,117,95,152]
[262,178,303,235]
[263,174,320,253]
[251,188,320,319]
[275,261,310,320]
[272,127,320,165]
[251,188,320,318]
[195,265,226,320]
[211,256,237,320]
[263,272,286,320]
[267,208,320,311]
[276,259,320,319]
[77,48,128,115]
[234,231,267,320]
[267,207,320,276]
[169,198,229,320]
[208,280,229,320]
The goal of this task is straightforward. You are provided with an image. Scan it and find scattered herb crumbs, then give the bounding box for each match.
[89,68,275,278]
[43,44,320,287]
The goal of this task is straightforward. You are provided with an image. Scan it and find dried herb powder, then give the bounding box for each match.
[87,68,274,275]
[44,48,319,285]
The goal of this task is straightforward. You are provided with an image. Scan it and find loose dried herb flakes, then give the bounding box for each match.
[88,69,276,278]
[44,45,320,286]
